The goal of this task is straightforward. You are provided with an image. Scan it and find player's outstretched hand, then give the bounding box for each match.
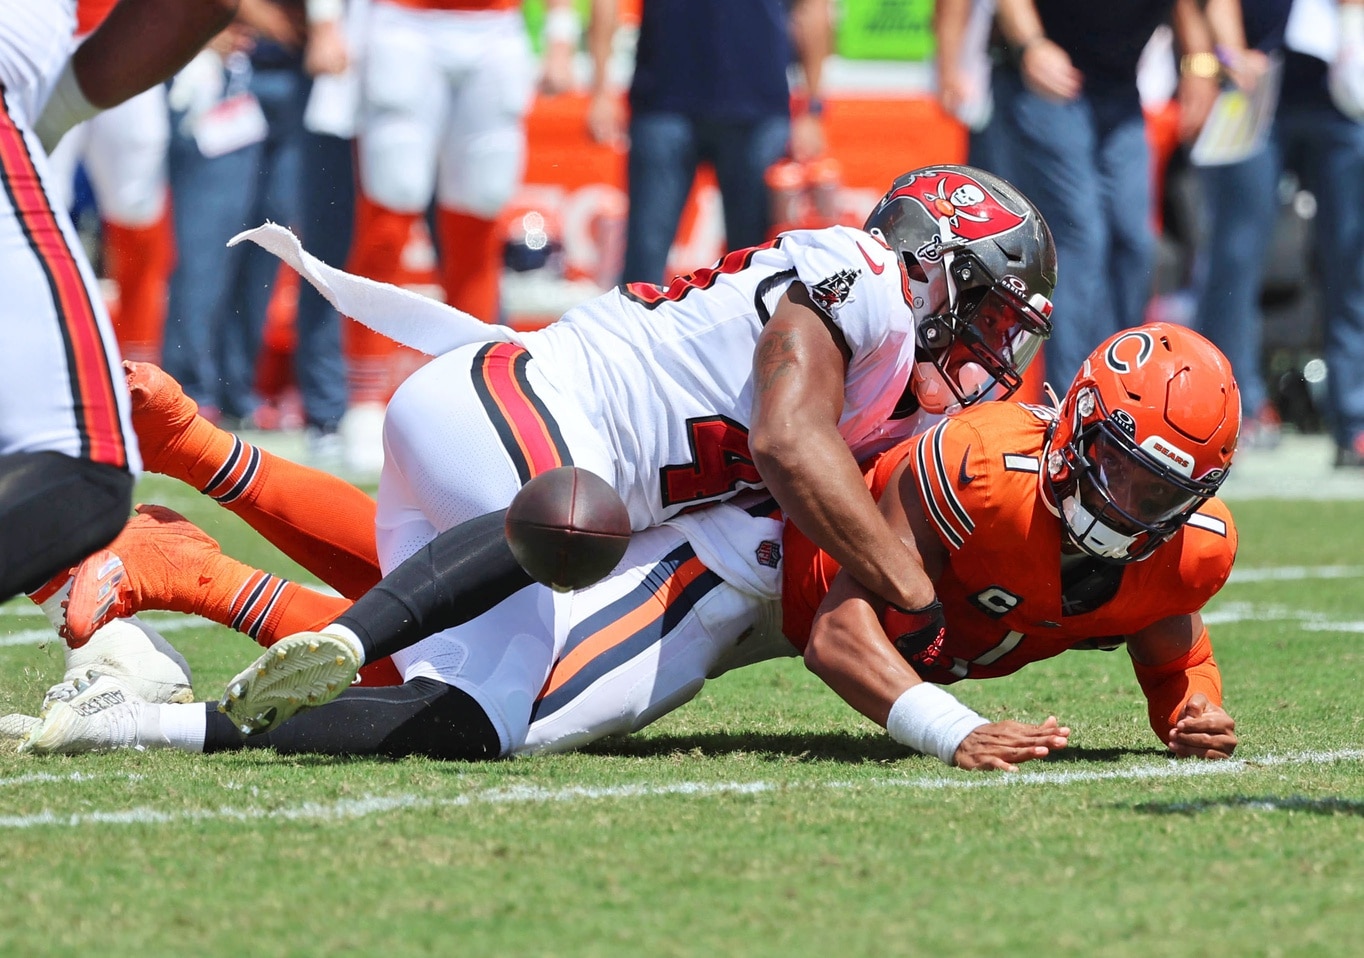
[953,715,1070,772]
[1167,693,1237,760]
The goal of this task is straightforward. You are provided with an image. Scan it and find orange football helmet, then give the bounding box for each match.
[1044,323,1241,562]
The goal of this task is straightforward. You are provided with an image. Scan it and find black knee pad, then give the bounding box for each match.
[0,451,134,598]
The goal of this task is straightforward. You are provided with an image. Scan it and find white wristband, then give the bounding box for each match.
[886,683,989,765]
[544,6,581,45]
[35,61,99,152]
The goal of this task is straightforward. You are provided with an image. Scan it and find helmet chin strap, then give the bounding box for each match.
[1060,496,1138,561]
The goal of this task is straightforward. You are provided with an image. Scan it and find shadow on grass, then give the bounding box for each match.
[1127,794,1364,816]
[1036,745,1158,765]
[228,737,1158,768]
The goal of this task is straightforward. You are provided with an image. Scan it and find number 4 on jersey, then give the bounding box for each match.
[659,416,762,508]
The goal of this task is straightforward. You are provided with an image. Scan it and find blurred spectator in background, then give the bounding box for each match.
[991,0,1219,388]
[1194,0,1364,463]
[45,0,174,367]
[586,0,831,286]
[161,0,311,429]
[933,0,1014,179]
[337,0,579,476]
[291,0,369,465]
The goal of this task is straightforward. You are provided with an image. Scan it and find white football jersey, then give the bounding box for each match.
[525,226,921,527]
[0,0,76,122]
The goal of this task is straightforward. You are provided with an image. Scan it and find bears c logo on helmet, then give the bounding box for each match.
[1104,330,1154,374]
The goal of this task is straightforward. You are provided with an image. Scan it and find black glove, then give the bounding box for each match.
[883,599,948,669]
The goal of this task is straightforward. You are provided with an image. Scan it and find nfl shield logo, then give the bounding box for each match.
[755,540,781,569]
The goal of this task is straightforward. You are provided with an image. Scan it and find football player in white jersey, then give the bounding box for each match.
[0,0,235,602]
[64,165,1058,747]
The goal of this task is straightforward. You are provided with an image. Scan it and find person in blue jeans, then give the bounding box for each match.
[991,0,1220,389]
[586,0,830,286]
[1196,0,1364,464]
[291,126,351,443]
[163,19,310,426]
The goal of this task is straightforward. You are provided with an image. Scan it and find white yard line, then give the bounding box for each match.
[0,615,206,647]
[0,748,1360,830]
[0,770,141,788]
[1226,565,1364,583]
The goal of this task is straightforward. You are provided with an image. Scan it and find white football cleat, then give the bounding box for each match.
[64,617,194,705]
[21,675,147,755]
[218,632,360,735]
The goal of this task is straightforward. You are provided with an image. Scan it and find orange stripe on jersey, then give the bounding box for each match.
[0,98,127,468]
[472,343,571,483]
[539,555,708,700]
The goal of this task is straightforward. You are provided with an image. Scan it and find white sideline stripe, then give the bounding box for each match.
[0,616,205,648]
[1201,601,1364,632]
[1,748,1361,830]
[1227,565,1364,583]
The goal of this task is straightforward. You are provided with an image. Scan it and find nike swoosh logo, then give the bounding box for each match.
[856,241,885,275]
[958,445,976,485]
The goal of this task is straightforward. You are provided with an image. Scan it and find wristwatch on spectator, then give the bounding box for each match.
[1179,51,1222,79]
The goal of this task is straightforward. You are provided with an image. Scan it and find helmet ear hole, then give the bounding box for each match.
[904,255,928,284]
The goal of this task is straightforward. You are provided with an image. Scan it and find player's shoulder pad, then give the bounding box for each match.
[908,404,1050,551]
[1174,496,1238,597]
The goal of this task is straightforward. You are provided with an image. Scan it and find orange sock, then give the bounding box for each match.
[437,207,500,323]
[345,197,415,404]
[128,368,381,596]
[234,451,381,597]
[177,430,381,597]
[103,207,173,365]
[197,565,401,687]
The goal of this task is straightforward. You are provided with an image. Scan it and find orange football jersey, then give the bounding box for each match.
[781,402,1237,684]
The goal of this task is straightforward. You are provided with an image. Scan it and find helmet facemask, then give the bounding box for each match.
[912,246,1053,415]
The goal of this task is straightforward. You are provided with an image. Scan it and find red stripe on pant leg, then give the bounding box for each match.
[480,344,565,476]
[0,98,126,467]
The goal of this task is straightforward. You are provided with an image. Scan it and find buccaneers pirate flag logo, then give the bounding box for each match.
[891,169,1025,243]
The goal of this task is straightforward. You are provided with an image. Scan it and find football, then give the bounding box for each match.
[505,466,632,591]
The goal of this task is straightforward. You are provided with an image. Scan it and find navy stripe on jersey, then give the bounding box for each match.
[529,542,724,723]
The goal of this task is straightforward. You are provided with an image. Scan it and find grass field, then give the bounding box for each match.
[2,474,1363,957]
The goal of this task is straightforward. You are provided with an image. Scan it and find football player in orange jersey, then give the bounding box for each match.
[16,325,1238,773]
[783,321,1241,769]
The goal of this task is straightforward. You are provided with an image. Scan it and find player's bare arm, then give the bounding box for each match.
[36,0,240,149]
[1127,612,1237,760]
[73,0,240,109]
[804,458,1068,771]
[750,284,937,614]
[805,570,1070,771]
